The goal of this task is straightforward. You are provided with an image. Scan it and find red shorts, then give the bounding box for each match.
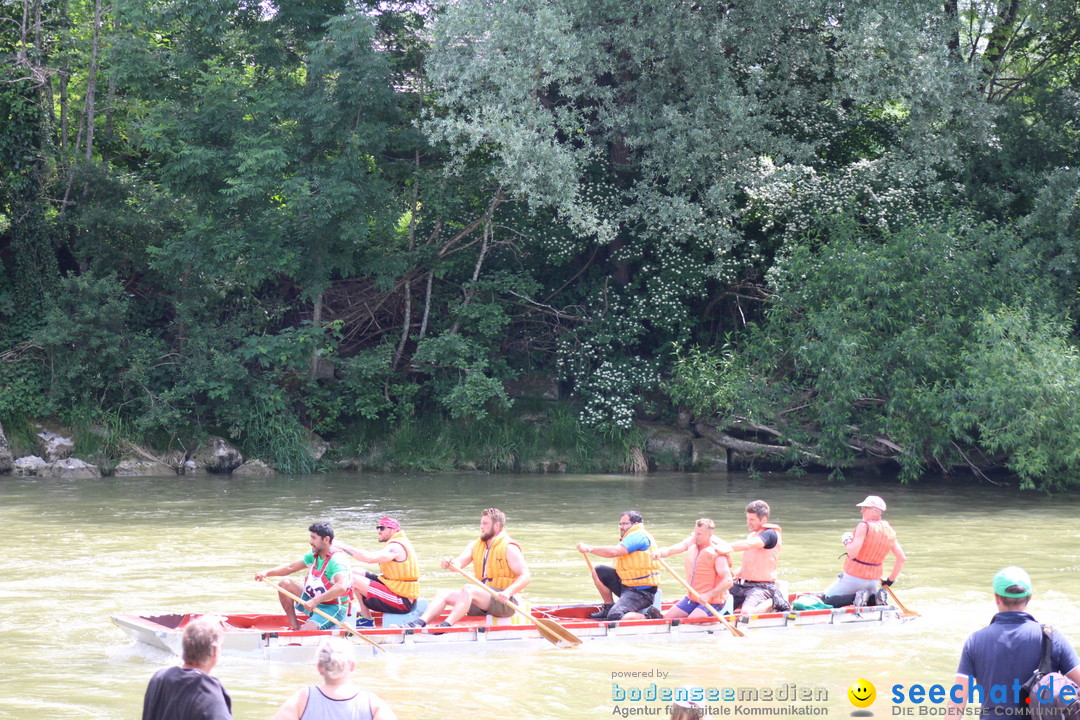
[361,578,416,614]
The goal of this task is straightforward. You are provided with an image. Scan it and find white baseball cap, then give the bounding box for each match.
[856,495,887,511]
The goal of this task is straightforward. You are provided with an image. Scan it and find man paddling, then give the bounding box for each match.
[729,500,790,619]
[333,517,420,628]
[654,518,734,619]
[823,495,906,608]
[577,510,663,621]
[406,508,531,630]
[255,521,353,631]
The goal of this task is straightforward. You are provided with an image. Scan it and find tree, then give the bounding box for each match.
[669,217,1078,487]
[421,0,991,428]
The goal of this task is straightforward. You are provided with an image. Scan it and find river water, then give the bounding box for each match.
[4,471,1080,719]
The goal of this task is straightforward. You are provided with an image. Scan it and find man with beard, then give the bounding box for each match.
[256,521,353,631]
[406,508,531,630]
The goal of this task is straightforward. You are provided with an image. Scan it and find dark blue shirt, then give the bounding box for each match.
[142,666,232,720]
[957,611,1080,715]
[758,528,778,550]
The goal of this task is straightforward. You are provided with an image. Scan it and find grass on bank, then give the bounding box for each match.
[2,401,648,475]
[334,402,647,474]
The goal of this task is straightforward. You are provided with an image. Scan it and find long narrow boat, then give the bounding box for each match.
[113,598,908,662]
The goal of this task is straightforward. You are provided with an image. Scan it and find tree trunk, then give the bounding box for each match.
[309,293,323,380]
[980,0,1021,98]
[84,0,103,161]
[59,73,70,152]
[943,0,960,61]
[394,152,422,369]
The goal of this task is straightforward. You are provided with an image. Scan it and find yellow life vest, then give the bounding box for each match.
[379,531,420,599]
[686,538,732,599]
[843,520,896,580]
[470,531,520,591]
[614,524,661,588]
[737,523,781,582]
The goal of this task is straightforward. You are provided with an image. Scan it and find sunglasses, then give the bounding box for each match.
[376,526,387,531]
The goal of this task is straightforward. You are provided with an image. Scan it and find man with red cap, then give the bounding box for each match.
[823,495,905,608]
[334,517,420,628]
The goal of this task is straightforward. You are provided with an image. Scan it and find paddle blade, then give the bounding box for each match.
[536,618,582,647]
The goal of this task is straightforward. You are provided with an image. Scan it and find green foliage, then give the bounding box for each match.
[0,355,50,420]
[3,0,1080,484]
[672,218,1068,482]
[348,402,645,473]
[0,416,40,459]
[953,308,1080,490]
[0,64,59,318]
[412,333,511,419]
[233,395,317,475]
[33,272,136,411]
[61,408,131,473]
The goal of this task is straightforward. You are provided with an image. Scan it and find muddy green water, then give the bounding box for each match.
[4,471,1080,719]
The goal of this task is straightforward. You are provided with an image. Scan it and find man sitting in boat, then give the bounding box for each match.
[256,521,353,631]
[577,510,663,621]
[823,495,906,608]
[729,500,791,620]
[653,518,734,620]
[333,517,420,628]
[406,508,531,630]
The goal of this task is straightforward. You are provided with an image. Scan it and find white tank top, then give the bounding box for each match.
[300,687,373,720]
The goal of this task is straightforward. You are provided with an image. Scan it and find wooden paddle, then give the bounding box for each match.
[445,563,582,647]
[260,579,386,653]
[581,551,611,615]
[656,557,745,638]
[883,583,919,617]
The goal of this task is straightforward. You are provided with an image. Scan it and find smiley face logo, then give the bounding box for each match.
[848,678,876,709]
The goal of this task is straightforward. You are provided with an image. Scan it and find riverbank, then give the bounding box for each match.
[0,403,734,479]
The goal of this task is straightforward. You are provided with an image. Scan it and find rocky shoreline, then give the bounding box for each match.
[0,418,732,479]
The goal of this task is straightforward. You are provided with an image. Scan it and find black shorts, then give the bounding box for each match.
[596,564,658,620]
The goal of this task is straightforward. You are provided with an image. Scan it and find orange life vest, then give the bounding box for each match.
[379,531,420,599]
[843,520,896,580]
[685,538,732,600]
[614,524,661,587]
[736,523,781,582]
[470,531,520,591]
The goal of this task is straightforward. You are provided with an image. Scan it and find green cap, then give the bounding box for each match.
[993,566,1032,598]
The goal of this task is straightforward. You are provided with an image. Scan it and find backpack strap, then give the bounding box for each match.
[1038,625,1055,676]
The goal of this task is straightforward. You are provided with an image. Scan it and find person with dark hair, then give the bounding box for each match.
[256,522,353,631]
[334,517,420,628]
[947,567,1080,717]
[272,637,397,720]
[577,510,662,621]
[406,508,531,630]
[142,617,232,720]
[729,500,790,619]
[823,495,906,608]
